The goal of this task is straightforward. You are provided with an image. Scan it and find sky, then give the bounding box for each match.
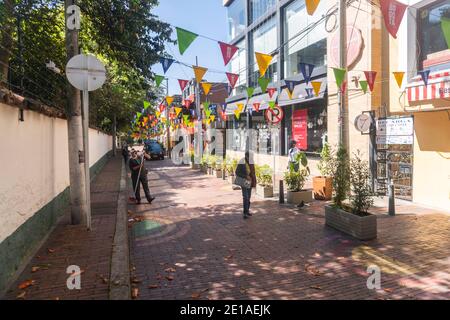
[151,0,229,96]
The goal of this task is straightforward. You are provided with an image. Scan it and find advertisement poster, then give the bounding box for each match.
[292,109,308,150]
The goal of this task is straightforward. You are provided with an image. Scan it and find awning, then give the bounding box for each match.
[277,77,327,107]
[406,70,450,102]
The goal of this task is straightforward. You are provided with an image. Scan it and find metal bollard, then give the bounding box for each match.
[279,180,284,204]
[388,182,395,216]
[222,169,226,180]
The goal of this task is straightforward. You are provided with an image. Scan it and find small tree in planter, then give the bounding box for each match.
[284,152,313,204]
[189,149,199,169]
[227,158,238,184]
[200,154,208,173]
[313,143,334,200]
[215,156,223,178]
[256,164,273,198]
[325,147,377,240]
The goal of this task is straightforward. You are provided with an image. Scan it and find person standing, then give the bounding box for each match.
[122,143,129,164]
[129,149,155,204]
[288,140,300,171]
[235,151,256,219]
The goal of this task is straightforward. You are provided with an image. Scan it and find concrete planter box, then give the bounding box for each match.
[286,190,313,204]
[215,169,223,178]
[207,167,213,175]
[325,205,377,240]
[190,163,200,170]
[313,176,333,200]
[200,165,207,173]
[256,185,273,198]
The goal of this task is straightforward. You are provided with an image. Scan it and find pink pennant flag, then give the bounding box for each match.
[226,72,239,89]
[178,79,189,92]
[380,0,408,39]
[364,71,377,92]
[218,41,239,66]
[253,103,260,112]
[267,87,276,98]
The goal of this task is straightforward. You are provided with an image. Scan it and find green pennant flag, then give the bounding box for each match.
[203,101,210,112]
[183,114,190,125]
[136,112,142,119]
[176,27,198,55]
[268,101,276,110]
[333,68,346,88]
[143,101,150,109]
[258,77,270,93]
[359,80,368,94]
[246,87,255,98]
[442,17,450,49]
[155,75,164,88]
[205,109,212,119]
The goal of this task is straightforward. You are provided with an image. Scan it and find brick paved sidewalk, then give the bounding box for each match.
[3,155,123,300]
[129,159,450,300]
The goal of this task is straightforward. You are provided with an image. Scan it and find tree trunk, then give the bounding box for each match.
[112,113,117,156]
[65,0,87,225]
[0,0,14,83]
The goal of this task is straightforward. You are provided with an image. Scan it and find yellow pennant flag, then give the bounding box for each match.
[305,0,320,16]
[201,82,212,95]
[393,72,405,88]
[255,52,273,77]
[166,96,174,106]
[286,88,294,100]
[175,107,182,116]
[155,111,161,118]
[161,117,166,123]
[193,66,208,83]
[236,103,244,113]
[210,115,215,122]
[311,81,321,97]
[206,118,211,125]
[234,109,241,119]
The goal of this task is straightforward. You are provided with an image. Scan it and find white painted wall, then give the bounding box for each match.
[0,102,112,243]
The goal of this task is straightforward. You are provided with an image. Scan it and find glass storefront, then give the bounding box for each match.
[249,0,276,24]
[230,39,247,96]
[227,0,246,41]
[283,0,327,78]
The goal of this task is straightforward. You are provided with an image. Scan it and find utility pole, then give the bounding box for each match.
[112,113,117,156]
[165,78,171,158]
[195,56,203,160]
[65,0,87,225]
[338,0,349,149]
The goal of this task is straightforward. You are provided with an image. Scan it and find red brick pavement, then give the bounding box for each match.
[129,159,450,300]
[3,156,122,300]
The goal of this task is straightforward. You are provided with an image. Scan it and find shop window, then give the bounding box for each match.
[229,39,247,96]
[227,0,246,41]
[418,0,450,71]
[249,0,276,24]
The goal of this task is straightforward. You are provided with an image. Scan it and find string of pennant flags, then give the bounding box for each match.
[131,0,450,137]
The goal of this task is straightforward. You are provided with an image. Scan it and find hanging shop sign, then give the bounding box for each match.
[376,116,414,145]
[265,106,284,125]
[292,109,308,150]
[354,113,372,133]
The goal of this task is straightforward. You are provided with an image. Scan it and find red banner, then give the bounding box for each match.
[380,0,408,39]
[292,109,308,150]
[218,41,239,66]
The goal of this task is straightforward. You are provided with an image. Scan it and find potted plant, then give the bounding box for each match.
[284,152,313,204]
[190,149,199,170]
[325,148,376,240]
[215,157,223,178]
[256,164,274,198]
[200,154,208,173]
[313,143,334,200]
[227,158,238,184]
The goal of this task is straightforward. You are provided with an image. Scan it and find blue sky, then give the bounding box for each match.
[151,0,228,96]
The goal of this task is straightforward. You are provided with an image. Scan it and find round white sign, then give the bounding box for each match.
[66,54,106,91]
[354,113,371,133]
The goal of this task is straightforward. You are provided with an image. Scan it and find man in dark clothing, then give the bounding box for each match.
[235,151,256,219]
[129,149,155,204]
[122,144,129,164]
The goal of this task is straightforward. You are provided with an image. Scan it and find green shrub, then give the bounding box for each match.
[255,164,273,187]
[332,145,350,208]
[350,151,374,215]
[284,151,309,191]
[317,142,334,177]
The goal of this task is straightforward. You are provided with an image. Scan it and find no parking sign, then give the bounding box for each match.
[265,105,284,124]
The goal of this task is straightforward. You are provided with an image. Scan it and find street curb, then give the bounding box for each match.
[109,160,131,300]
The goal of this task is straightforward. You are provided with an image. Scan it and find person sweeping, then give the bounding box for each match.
[129,149,155,204]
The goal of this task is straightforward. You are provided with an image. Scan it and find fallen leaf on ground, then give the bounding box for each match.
[16,292,26,300]
[165,267,176,273]
[131,288,139,299]
[165,276,174,281]
[224,255,233,260]
[310,285,322,290]
[18,280,35,290]
[31,266,40,273]
[148,284,160,289]
[384,288,394,293]
[305,264,323,276]
[47,248,55,254]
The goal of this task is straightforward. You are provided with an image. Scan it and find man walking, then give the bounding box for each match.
[129,149,155,204]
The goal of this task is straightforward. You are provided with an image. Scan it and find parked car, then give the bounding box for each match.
[145,142,164,160]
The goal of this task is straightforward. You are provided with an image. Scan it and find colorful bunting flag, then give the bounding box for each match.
[442,17,450,49]
[255,52,273,77]
[246,87,255,98]
[311,81,321,97]
[193,66,208,83]
[176,27,198,55]
[178,79,189,92]
[155,75,164,88]
[183,114,190,125]
[380,0,408,39]
[359,80,368,94]
[333,68,346,88]
[160,57,175,74]
[143,101,150,109]
[183,99,192,108]
[155,111,161,118]
[305,0,321,16]
[136,112,142,119]
[305,88,313,98]
[253,103,260,112]
[210,115,215,122]
[166,96,174,106]
[258,77,270,93]
[299,63,315,84]
[218,41,239,66]
[205,109,212,119]
[203,101,210,111]
[175,107,182,117]
[269,101,276,110]
[237,103,244,113]
[393,71,404,88]
[284,80,300,99]
[418,70,430,86]
[226,72,239,89]
[364,71,377,92]
[234,109,241,120]
[201,82,212,95]
[267,88,276,98]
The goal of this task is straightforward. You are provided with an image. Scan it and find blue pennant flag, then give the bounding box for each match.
[418,70,430,86]
[227,85,233,96]
[299,63,315,84]
[305,88,313,98]
[284,80,300,95]
[160,57,175,74]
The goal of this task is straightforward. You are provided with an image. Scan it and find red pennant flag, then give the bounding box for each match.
[218,41,239,66]
[267,87,276,98]
[183,99,192,108]
[380,0,408,39]
[253,103,260,112]
[178,79,189,92]
[364,71,377,92]
[159,102,165,113]
[220,110,227,121]
[226,72,239,89]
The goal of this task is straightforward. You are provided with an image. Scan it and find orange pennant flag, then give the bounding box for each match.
[393,72,405,88]
[255,52,273,77]
[155,111,161,118]
[234,109,241,120]
[193,66,208,83]
[236,103,244,113]
[201,82,212,95]
[305,0,320,16]
[311,81,321,97]
[175,107,182,116]
[166,96,174,106]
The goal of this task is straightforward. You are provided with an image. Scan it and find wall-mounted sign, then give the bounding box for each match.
[354,113,372,133]
[376,135,414,145]
[376,117,414,136]
[330,26,364,68]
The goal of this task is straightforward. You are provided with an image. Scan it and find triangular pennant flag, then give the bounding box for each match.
[220,109,227,121]
[269,101,276,110]
[178,79,189,92]
[359,80,368,94]
[234,109,241,120]
[155,111,161,118]
[255,52,273,77]
[176,27,198,55]
[380,0,408,39]
[183,114,190,125]
[305,0,321,16]
[210,115,215,122]
[258,77,270,93]
[193,66,208,83]
[205,109,212,119]
[159,102,165,113]
[267,87,276,98]
[246,87,255,98]
[136,112,142,119]
[305,88,314,98]
[442,17,450,49]
[418,70,430,86]
[155,75,164,88]
[311,81,321,97]
[175,107,182,117]
[284,80,299,99]
[203,101,210,111]
[364,71,377,92]
[160,57,175,74]
[183,99,192,108]
[333,68,346,88]
[166,96,174,106]
[226,72,239,89]
[218,41,239,66]
[143,101,150,109]
[299,63,315,84]
[253,103,260,112]
[393,71,405,88]
[201,82,212,95]
[237,103,244,113]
